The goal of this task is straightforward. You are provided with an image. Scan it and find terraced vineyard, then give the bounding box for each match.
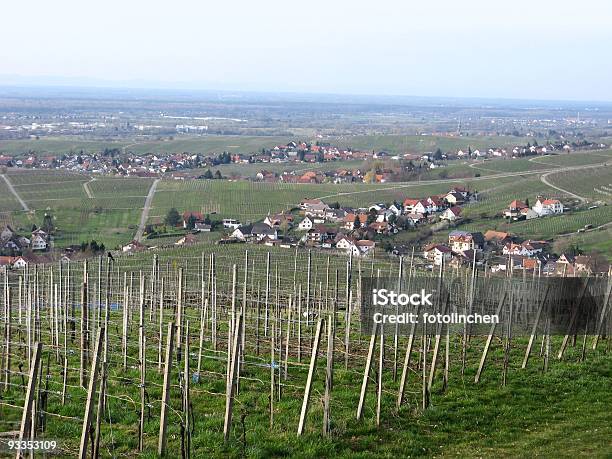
[547,165,612,203]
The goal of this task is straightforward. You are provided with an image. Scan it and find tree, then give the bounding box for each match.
[203,169,214,179]
[367,209,377,225]
[214,170,223,179]
[363,170,376,183]
[165,208,181,227]
[186,214,197,230]
[41,213,54,234]
[433,148,443,160]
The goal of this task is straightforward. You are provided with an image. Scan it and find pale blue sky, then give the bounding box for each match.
[3,0,612,101]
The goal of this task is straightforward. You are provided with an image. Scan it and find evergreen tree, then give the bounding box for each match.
[165,208,181,227]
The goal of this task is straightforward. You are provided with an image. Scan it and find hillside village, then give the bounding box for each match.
[143,183,609,276]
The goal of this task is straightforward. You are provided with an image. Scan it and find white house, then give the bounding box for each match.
[223,218,241,230]
[423,244,452,266]
[31,234,48,251]
[11,256,28,269]
[403,199,430,215]
[298,217,314,231]
[533,198,563,216]
[441,206,462,221]
[335,236,355,251]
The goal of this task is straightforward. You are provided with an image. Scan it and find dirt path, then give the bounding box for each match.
[135,179,160,242]
[83,178,96,199]
[1,174,29,211]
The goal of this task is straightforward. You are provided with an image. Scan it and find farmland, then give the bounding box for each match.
[0,249,610,457]
[0,134,541,158]
[469,158,551,174]
[546,165,612,203]
[0,176,22,212]
[1,157,608,251]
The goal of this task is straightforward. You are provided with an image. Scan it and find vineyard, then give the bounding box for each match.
[0,249,610,457]
[547,166,612,203]
[0,177,22,212]
[529,151,611,168]
[469,159,551,174]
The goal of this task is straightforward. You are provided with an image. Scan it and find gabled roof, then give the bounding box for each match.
[424,243,451,253]
[508,200,528,210]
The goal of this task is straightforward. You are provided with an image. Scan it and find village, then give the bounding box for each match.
[1,138,605,183]
[127,184,609,277]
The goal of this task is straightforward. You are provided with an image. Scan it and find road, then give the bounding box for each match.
[538,161,610,204]
[83,178,96,199]
[135,179,159,242]
[540,170,588,203]
[1,174,29,211]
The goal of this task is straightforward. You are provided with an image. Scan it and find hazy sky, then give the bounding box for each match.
[3,0,612,101]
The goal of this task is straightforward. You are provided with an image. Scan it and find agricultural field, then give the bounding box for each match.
[546,165,612,203]
[0,176,22,212]
[468,158,552,174]
[461,175,569,219]
[557,226,612,260]
[0,134,543,158]
[5,170,89,209]
[0,138,131,156]
[528,151,612,167]
[0,136,296,157]
[148,176,512,223]
[458,206,612,240]
[0,251,610,457]
[2,172,147,249]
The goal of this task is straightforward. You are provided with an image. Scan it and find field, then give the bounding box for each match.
[0,249,610,457]
[148,177,517,223]
[546,165,612,203]
[1,153,610,252]
[469,158,552,174]
[0,176,22,212]
[456,206,612,240]
[557,226,612,259]
[3,171,148,248]
[528,152,612,167]
[0,134,541,157]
